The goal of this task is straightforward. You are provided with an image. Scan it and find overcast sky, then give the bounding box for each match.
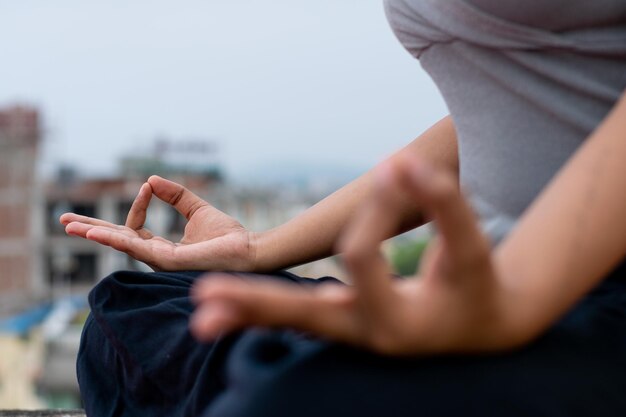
[1,0,447,183]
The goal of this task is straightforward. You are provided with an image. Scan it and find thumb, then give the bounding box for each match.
[148,175,208,220]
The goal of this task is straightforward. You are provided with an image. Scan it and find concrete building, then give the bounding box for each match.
[41,145,326,296]
[0,106,353,410]
[0,106,343,311]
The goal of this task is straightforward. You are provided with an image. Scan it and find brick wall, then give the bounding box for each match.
[0,105,40,299]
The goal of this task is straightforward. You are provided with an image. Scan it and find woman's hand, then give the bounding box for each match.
[60,176,256,272]
[190,156,525,355]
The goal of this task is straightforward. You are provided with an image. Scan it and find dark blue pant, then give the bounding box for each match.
[78,265,626,417]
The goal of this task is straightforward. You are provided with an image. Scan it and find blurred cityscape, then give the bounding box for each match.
[0,104,428,410]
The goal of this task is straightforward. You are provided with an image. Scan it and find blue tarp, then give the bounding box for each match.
[0,303,52,335]
[0,296,88,336]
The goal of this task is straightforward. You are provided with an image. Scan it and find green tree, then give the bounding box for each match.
[390,240,429,277]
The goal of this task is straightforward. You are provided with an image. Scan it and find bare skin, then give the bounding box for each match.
[61,92,626,355]
[60,116,458,273]
[62,177,254,272]
[190,91,626,355]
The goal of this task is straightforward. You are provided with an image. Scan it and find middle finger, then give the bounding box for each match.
[60,213,123,229]
[191,275,360,343]
[65,221,136,240]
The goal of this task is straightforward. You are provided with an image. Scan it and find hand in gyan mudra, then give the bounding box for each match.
[190,156,521,355]
[60,176,256,272]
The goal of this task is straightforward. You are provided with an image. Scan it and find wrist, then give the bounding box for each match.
[245,230,261,272]
[246,229,275,273]
[486,256,546,351]
[247,227,305,273]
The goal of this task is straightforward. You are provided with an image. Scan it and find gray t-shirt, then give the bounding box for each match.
[384,0,626,242]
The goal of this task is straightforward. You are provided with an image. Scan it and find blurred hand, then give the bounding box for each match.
[60,176,256,272]
[190,156,522,355]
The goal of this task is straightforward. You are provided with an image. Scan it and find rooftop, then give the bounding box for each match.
[0,411,84,417]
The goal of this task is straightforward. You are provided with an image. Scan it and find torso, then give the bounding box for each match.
[384,0,626,242]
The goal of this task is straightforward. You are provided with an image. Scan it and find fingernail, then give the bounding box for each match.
[190,281,211,303]
[191,304,235,340]
[190,313,217,340]
[317,284,352,304]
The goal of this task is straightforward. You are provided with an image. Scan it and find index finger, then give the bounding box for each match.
[148,175,207,220]
[125,182,152,230]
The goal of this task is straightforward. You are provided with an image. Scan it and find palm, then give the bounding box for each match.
[61,176,254,272]
[181,205,243,244]
[173,204,252,271]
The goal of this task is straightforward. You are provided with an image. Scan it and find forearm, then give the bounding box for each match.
[251,115,458,272]
[495,91,626,345]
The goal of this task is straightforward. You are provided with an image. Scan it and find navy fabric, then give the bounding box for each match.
[77,270,341,417]
[77,263,626,417]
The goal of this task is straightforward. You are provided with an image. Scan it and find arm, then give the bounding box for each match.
[190,92,626,354]
[61,116,458,273]
[252,115,458,271]
[496,91,626,343]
